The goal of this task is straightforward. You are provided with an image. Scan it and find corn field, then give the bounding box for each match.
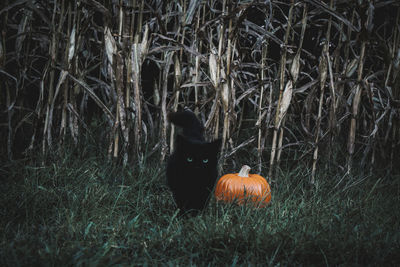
[1,0,399,179]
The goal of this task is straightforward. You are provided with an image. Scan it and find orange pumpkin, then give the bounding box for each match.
[215,165,271,207]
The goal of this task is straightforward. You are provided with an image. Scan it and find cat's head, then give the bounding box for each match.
[175,135,221,169]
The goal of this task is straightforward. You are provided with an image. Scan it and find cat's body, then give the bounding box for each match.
[167,110,221,215]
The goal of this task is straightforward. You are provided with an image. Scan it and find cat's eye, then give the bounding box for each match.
[202,159,209,163]
[187,157,193,162]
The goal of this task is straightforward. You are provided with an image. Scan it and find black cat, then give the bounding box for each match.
[167,110,221,215]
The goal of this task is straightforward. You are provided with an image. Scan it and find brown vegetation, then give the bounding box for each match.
[1,0,399,179]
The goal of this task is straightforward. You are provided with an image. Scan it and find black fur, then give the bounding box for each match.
[167,110,221,215]
[167,111,205,141]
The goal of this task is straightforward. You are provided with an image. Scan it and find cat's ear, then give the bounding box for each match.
[210,138,222,151]
[176,134,190,147]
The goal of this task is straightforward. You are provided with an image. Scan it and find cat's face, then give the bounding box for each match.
[176,135,221,170]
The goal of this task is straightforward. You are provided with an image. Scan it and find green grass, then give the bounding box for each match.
[1,147,399,266]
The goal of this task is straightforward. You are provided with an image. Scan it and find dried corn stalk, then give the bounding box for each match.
[347,41,367,174]
[269,0,294,177]
[311,42,329,184]
[1,0,398,175]
[161,52,174,162]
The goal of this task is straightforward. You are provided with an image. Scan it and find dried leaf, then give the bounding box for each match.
[221,80,229,111]
[209,50,218,88]
[304,0,359,32]
[255,110,267,128]
[104,27,117,65]
[277,81,293,128]
[394,48,400,69]
[141,24,150,57]
[319,44,328,86]
[68,25,76,64]
[16,9,31,56]
[68,73,114,121]
[290,52,301,83]
[345,58,358,78]
[153,81,160,106]
[366,2,374,33]
[53,70,68,103]
[294,80,318,94]
[184,0,201,25]
[174,54,182,86]
[180,82,211,88]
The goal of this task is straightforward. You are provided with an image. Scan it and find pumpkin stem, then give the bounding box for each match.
[238,165,251,177]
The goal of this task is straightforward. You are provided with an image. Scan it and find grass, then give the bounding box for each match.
[1,145,399,266]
